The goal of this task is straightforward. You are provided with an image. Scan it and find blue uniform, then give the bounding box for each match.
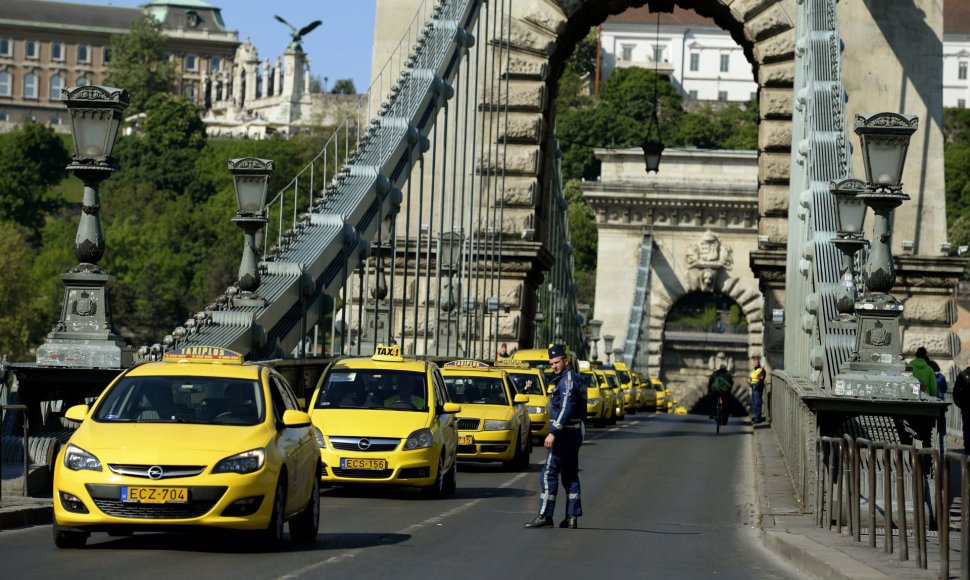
[537,365,586,518]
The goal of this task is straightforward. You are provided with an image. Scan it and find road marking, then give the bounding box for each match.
[278,472,532,578]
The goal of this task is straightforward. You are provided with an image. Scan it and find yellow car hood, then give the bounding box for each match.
[456,404,514,421]
[310,409,430,437]
[526,394,548,408]
[71,422,269,463]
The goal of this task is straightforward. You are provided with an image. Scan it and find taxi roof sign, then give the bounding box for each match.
[372,344,404,362]
[577,360,591,371]
[443,359,490,369]
[494,357,529,369]
[162,346,244,364]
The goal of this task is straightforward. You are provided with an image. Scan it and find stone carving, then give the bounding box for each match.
[685,231,734,292]
[72,291,97,317]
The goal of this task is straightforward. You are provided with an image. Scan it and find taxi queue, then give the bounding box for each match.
[50,344,674,549]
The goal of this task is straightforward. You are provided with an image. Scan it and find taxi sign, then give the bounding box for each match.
[443,359,490,369]
[372,343,404,362]
[162,346,244,364]
[494,357,529,369]
[577,360,591,371]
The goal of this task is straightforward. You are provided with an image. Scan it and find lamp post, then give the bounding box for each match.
[37,85,134,368]
[589,319,602,362]
[228,157,274,307]
[437,230,463,355]
[603,334,615,365]
[829,178,869,325]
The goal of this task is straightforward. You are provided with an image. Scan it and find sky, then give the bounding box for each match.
[64,0,377,92]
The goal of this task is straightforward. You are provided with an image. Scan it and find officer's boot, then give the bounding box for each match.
[559,516,578,529]
[524,515,554,528]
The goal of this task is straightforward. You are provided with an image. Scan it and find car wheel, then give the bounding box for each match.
[258,478,286,550]
[442,456,457,495]
[422,454,446,499]
[288,472,319,543]
[53,522,87,549]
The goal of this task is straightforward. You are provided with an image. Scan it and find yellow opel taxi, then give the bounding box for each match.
[578,361,610,427]
[52,346,320,549]
[602,368,626,422]
[652,376,671,413]
[638,372,658,411]
[497,360,552,439]
[306,344,461,498]
[440,360,532,470]
[612,362,638,415]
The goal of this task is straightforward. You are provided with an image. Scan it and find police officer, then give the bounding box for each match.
[525,344,586,529]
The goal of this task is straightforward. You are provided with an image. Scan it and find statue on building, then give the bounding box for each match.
[685,230,734,293]
[274,15,322,52]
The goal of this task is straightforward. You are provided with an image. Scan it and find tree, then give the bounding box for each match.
[106,14,177,114]
[0,222,42,359]
[0,122,69,239]
[331,78,356,95]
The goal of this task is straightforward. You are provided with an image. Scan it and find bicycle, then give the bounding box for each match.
[713,394,726,434]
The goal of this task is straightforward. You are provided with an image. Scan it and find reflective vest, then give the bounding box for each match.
[750,366,766,386]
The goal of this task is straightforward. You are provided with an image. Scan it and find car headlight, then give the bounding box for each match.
[588,400,602,407]
[483,419,511,431]
[212,448,265,474]
[403,428,434,450]
[527,406,546,415]
[63,444,102,472]
[314,427,327,449]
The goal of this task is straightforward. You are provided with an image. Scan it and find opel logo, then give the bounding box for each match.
[357,438,371,451]
[147,466,164,480]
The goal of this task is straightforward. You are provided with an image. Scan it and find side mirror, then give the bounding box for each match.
[441,402,461,414]
[513,394,529,404]
[65,404,90,423]
[281,409,312,428]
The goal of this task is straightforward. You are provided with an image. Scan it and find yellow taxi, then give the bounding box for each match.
[638,372,658,411]
[510,346,576,372]
[602,368,626,422]
[440,360,532,470]
[52,346,320,549]
[632,372,651,411]
[652,376,672,413]
[612,362,638,415]
[497,360,552,439]
[306,344,461,498]
[578,361,611,427]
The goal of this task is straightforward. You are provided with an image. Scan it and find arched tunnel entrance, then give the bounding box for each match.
[658,292,751,417]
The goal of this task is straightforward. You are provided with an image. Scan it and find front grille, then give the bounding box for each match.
[108,464,206,479]
[530,422,547,432]
[457,444,477,454]
[92,499,217,520]
[456,418,481,430]
[330,467,393,479]
[481,444,509,453]
[330,437,399,452]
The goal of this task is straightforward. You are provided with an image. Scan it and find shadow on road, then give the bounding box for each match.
[80,529,363,553]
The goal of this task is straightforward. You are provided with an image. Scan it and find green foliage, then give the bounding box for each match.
[678,101,759,150]
[0,122,69,239]
[106,14,177,114]
[0,222,42,359]
[945,107,970,279]
[565,29,599,79]
[331,78,357,95]
[564,180,597,310]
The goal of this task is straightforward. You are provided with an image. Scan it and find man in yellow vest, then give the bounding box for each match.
[750,355,767,424]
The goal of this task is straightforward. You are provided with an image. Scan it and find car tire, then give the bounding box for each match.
[442,456,457,495]
[288,472,319,543]
[53,522,87,549]
[422,454,447,499]
[258,478,286,550]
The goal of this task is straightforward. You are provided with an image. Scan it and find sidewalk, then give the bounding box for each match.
[752,422,949,579]
[0,493,51,530]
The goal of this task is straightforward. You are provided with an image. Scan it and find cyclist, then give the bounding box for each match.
[707,365,733,426]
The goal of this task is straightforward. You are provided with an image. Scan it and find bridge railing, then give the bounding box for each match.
[770,370,818,509]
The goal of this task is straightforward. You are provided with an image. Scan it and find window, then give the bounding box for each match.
[0,71,9,96]
[51,41,63,61]
[24,73,37,98]
[0,38,10,57]
[77,44,90,63]
[960,61,968,81]
[719,54,729,73]
[960,99,967,109]
[76,75,89,87]
[49,74,63,99]
[688,90,698,100]
[751,91,758,101]
[718,90,728,101]
[0,112,8,122]
[689,53,699,72]
[26,40,38,59]
[185,53,198,71]
[621,44,633,61]
[50,116,62,126]
[652,45,663,62]
[211,55,221,71]
[182,84,197,101]
[103,47,111,64]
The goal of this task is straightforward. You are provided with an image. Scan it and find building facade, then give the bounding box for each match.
[944,2,970,109]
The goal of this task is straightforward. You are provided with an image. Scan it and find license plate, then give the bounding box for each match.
[458,435,474,445]
[122,486,188,504]
[340,457,387,470]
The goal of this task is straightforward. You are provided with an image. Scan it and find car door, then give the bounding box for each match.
[504,373,529,443]
[431,368,458,467]
[269,372,315,515]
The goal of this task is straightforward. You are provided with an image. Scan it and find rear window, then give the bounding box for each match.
[315,369,427,411]
[617,371,631,385]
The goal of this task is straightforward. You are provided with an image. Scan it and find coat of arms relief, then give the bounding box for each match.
[685,230,734,292]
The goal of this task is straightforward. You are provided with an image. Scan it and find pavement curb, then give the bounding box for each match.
[0,504,52,530]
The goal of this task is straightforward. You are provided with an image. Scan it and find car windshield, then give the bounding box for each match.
[617,370,631,385]
[523,360,551,372]
[606,375,619,388]
[93,376,264,426]
[443,376,509,406]
[507,372,544,395]
[315,369,428,412]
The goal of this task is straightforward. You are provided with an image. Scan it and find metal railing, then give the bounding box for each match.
[0,404,29,501]
[817,434,969,578]
[771,371,818,508]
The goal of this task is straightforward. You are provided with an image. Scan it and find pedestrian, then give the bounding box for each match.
[953,356,970,452]
[930,360,948,400]
[749,355,766,424]
[910,347,937,398]
[525,343,586,529]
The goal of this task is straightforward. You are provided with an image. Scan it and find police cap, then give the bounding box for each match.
[548,344,566,359]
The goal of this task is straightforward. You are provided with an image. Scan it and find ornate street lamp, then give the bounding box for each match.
[641,11,666,173]
[589,319,603,362]
[228,157,274,307]
[437,230,463,355]
[603,334,615,364]
[36,85,133,368]
[829,178,869,322]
